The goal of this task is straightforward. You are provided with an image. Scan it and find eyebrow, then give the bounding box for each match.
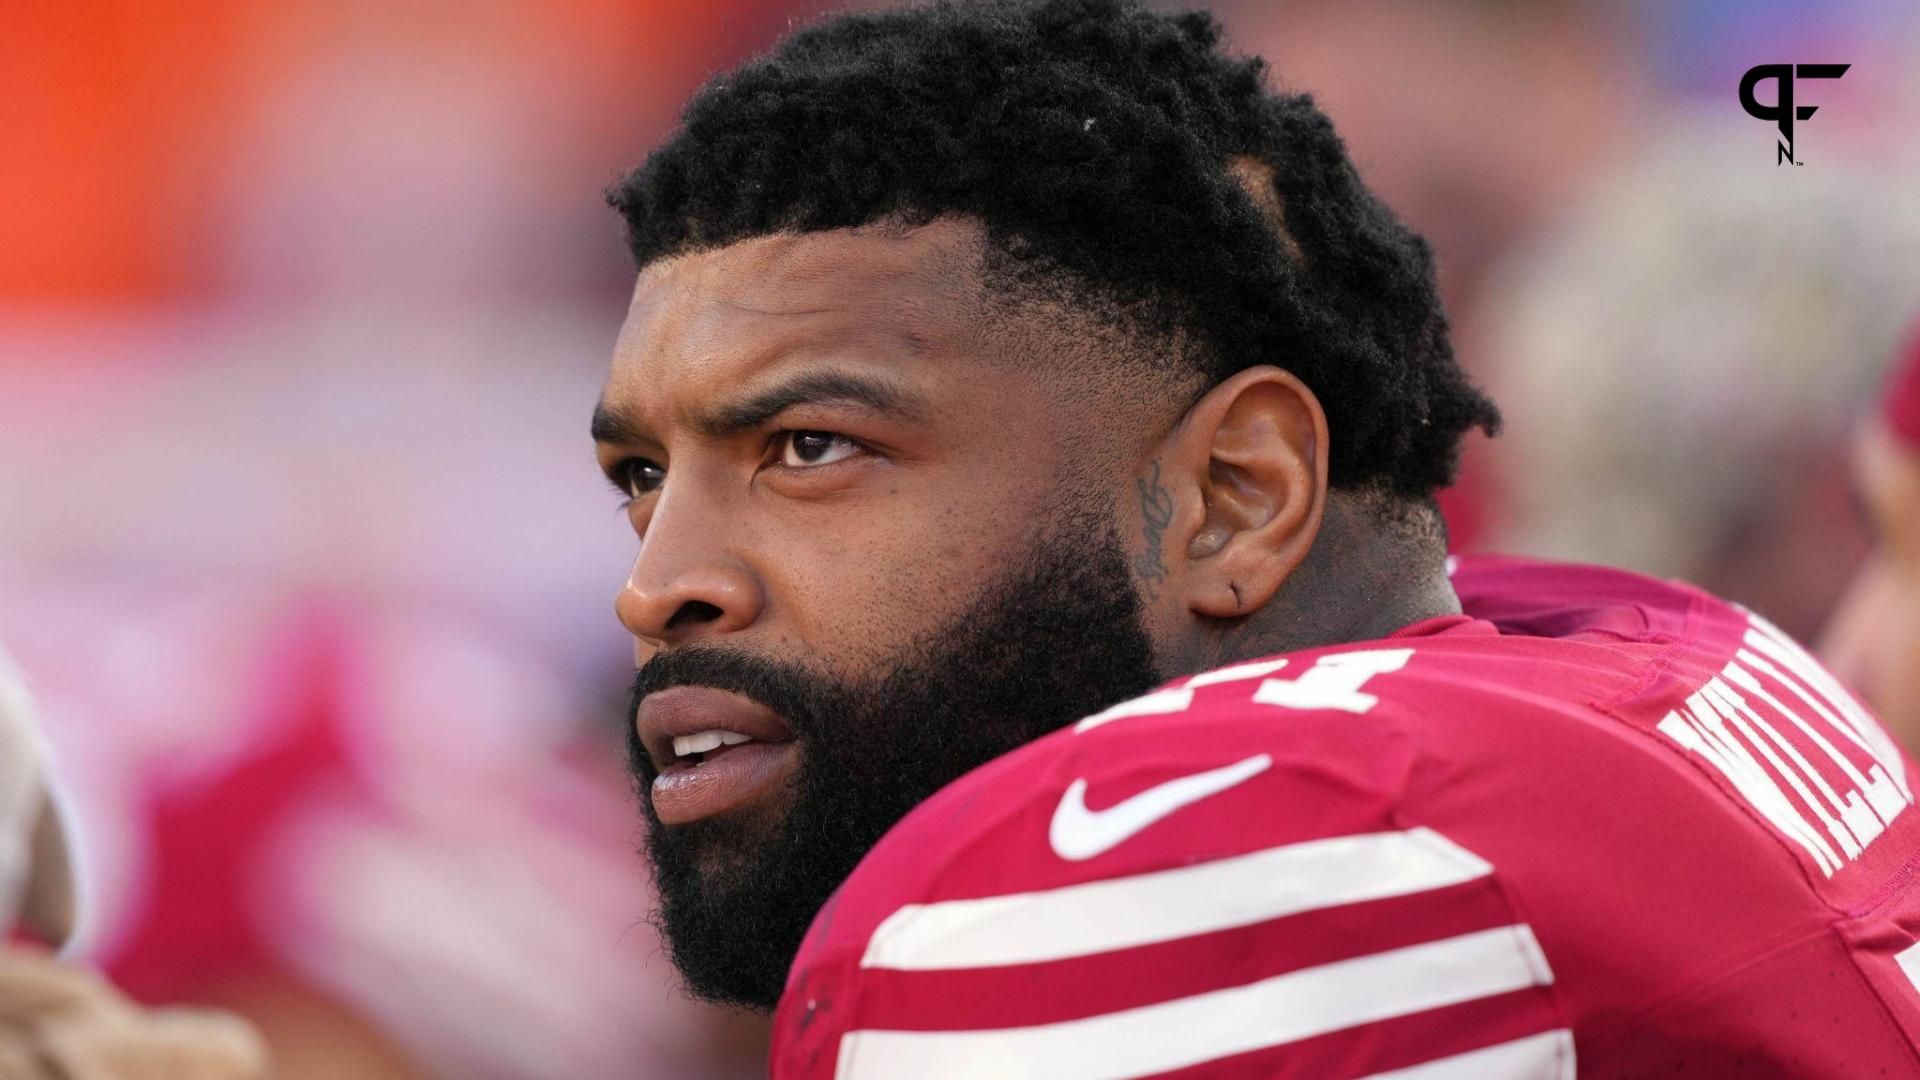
[590,401,651,447]
[695,369,927,438]
[590,369,929,447]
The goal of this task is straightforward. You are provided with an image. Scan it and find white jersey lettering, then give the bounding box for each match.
[1657,615,1912,877]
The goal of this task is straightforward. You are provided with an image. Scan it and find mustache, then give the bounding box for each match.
[624,645,850,790]
[626,645,849,736]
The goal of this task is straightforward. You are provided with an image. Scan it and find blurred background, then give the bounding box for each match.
[2,0,1919,1076]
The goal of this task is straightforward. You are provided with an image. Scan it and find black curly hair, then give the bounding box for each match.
[609,0,1499,498]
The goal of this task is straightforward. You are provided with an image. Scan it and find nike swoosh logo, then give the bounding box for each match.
[1049,753,1273,862]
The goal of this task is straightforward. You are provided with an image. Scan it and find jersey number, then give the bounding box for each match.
[1074,649,1414,734]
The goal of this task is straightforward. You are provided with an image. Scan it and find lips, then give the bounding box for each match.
[636,686,799,825]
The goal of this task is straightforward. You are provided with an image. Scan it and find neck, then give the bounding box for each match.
[1167,491,1461,676]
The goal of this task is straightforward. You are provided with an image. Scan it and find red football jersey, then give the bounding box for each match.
[771,556,1920,1078]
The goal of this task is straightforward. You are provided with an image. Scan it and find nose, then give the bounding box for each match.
[615,512,764,650]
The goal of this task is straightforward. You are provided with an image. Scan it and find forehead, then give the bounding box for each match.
[608,221,990,406]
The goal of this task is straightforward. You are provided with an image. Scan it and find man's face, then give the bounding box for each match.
[595,222,1166,1010]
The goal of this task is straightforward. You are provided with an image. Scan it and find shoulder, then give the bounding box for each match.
[773,563,1920,1076]
[771,640,1585,1079]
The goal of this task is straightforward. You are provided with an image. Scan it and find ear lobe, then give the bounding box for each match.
[1182,368,1328,619]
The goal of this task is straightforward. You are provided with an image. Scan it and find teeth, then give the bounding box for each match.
[672,729,755,758]
[673,731,723,757]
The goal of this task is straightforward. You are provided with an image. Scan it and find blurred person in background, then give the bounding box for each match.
[1825,325,1920,750]
[1483,116,1920,645]
[1,648,268,1080]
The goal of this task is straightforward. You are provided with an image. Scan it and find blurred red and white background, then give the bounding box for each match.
[3,1,1919,1076]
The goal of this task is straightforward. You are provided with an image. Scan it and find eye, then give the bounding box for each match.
[777,430,862,469]
[612,458,666,499]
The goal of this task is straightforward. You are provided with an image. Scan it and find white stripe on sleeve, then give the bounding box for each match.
[835,925,1556,1080]
[1360,1029,1576,1080]
[861,827,1492,971]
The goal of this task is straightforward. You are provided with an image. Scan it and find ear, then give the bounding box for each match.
[1161,366,1329,619]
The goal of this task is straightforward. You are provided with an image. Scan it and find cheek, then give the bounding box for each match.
[768,492,1040,662]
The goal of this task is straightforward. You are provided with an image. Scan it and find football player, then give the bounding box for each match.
[595,1,1920,1074]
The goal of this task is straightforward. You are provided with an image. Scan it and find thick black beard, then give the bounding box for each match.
[626,510,1161,1011]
